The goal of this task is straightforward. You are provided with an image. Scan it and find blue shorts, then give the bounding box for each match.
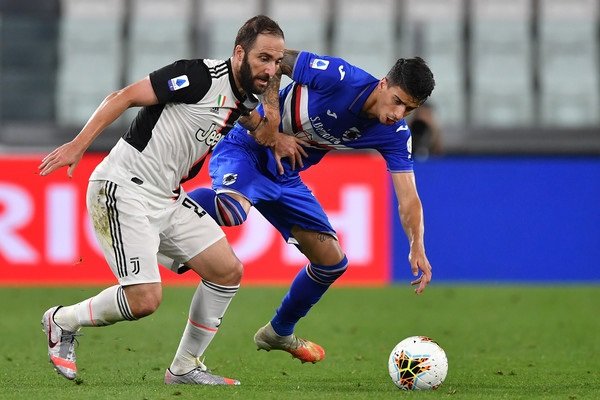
[209,133,336,243]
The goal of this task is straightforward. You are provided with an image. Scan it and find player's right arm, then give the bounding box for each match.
[39,78,159,177]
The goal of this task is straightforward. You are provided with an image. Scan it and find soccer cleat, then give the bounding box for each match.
[41,306,80,380]
[253,322,325,364]
[164,361,240,385]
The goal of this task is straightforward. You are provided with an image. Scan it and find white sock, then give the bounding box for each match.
[169,280,239,374]
[54,285,136,331]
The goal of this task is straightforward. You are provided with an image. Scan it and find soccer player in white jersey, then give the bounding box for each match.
[188,51,435,364]
[38,15,296,385]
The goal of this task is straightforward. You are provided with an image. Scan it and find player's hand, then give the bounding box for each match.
[408,246,432,294]
[39,141,85,177]
[270,134,308,175]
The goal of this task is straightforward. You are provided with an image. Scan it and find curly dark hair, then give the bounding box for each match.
[386,57,435,103]
[234,15,285,53]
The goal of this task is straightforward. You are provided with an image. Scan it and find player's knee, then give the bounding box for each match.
[188,189,248,227]
[214,193,248,226]
[124,284,162,318]
[224,258,244,285]
[307,255,349,286]
[210,256,243,286]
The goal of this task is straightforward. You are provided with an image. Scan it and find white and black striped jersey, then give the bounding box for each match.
[90,58,258,208]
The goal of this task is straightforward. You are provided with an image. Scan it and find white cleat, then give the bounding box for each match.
[164,360,240,385]
[41,306,79,380]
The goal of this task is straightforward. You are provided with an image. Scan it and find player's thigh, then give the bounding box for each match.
[186,237,242,285]
[209,142,280,204]
[256,182,344,265]
[158,195,240,284]
[291,227,344,265]
[86,180,162,285]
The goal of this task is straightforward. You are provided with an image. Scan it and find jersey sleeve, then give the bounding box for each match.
[376,122,414,172]
[292,51,361,91]
[149,59,212,104]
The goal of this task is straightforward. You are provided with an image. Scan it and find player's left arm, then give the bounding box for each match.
[391,171,432,294]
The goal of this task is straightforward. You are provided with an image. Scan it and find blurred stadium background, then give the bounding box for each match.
[0,0,598,285]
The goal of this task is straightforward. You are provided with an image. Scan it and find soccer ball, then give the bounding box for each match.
[388,336,448,390]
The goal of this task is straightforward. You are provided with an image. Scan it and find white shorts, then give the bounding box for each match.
[86,180,225,286]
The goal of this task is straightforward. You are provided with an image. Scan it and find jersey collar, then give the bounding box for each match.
[348,80,379,117]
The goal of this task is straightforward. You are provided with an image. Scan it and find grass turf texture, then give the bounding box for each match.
[0,285,598,399]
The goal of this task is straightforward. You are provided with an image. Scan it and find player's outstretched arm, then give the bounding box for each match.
[391,172,432,294]
[39,77,159,177]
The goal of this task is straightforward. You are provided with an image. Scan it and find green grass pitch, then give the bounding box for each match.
[1,285,599,399]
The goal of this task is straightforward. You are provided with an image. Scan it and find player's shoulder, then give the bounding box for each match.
[201,58,229,70]
[296,51,374,86]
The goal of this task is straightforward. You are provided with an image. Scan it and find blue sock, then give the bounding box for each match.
[188,188,247,226]
[270,255,348,336]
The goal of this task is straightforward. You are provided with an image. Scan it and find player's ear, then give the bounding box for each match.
[233,45,245,62]
[380,77,388,90]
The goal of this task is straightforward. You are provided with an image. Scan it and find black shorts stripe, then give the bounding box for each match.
[105,182,127,278]
[202,280,239,294]
[117,286,136,321]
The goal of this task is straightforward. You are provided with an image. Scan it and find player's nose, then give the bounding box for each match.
[264,61,278,78]
[395,104,408,119]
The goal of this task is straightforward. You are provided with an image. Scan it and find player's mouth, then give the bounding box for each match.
[385,116,397,125]
[255,75,270,88]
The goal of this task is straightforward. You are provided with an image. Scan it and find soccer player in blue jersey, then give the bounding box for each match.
[189,50,435,363]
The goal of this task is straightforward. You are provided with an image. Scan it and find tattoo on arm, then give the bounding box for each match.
[262,73,281,113]
[280,49,300,77]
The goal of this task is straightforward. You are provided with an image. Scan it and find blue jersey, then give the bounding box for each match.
[223,51,413,176]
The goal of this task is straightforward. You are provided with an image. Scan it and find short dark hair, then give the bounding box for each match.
[234,15,285,53]
[386,57,435,103]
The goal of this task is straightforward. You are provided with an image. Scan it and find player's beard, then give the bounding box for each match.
[240,54,270,95]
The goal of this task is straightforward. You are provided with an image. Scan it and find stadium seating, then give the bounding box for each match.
[269,0,328,87]
[0,6,58,122]
[201,0,261,60]
[127,0,192,82]
[538,0,600,127]
[1,0,599,152]
[402,0,466,127]
[469,0,534,127]
[333,0,396,80]
[56,0,124,126]
[269,0,328,54]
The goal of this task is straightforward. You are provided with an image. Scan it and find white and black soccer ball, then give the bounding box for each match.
[388,336,448,390]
